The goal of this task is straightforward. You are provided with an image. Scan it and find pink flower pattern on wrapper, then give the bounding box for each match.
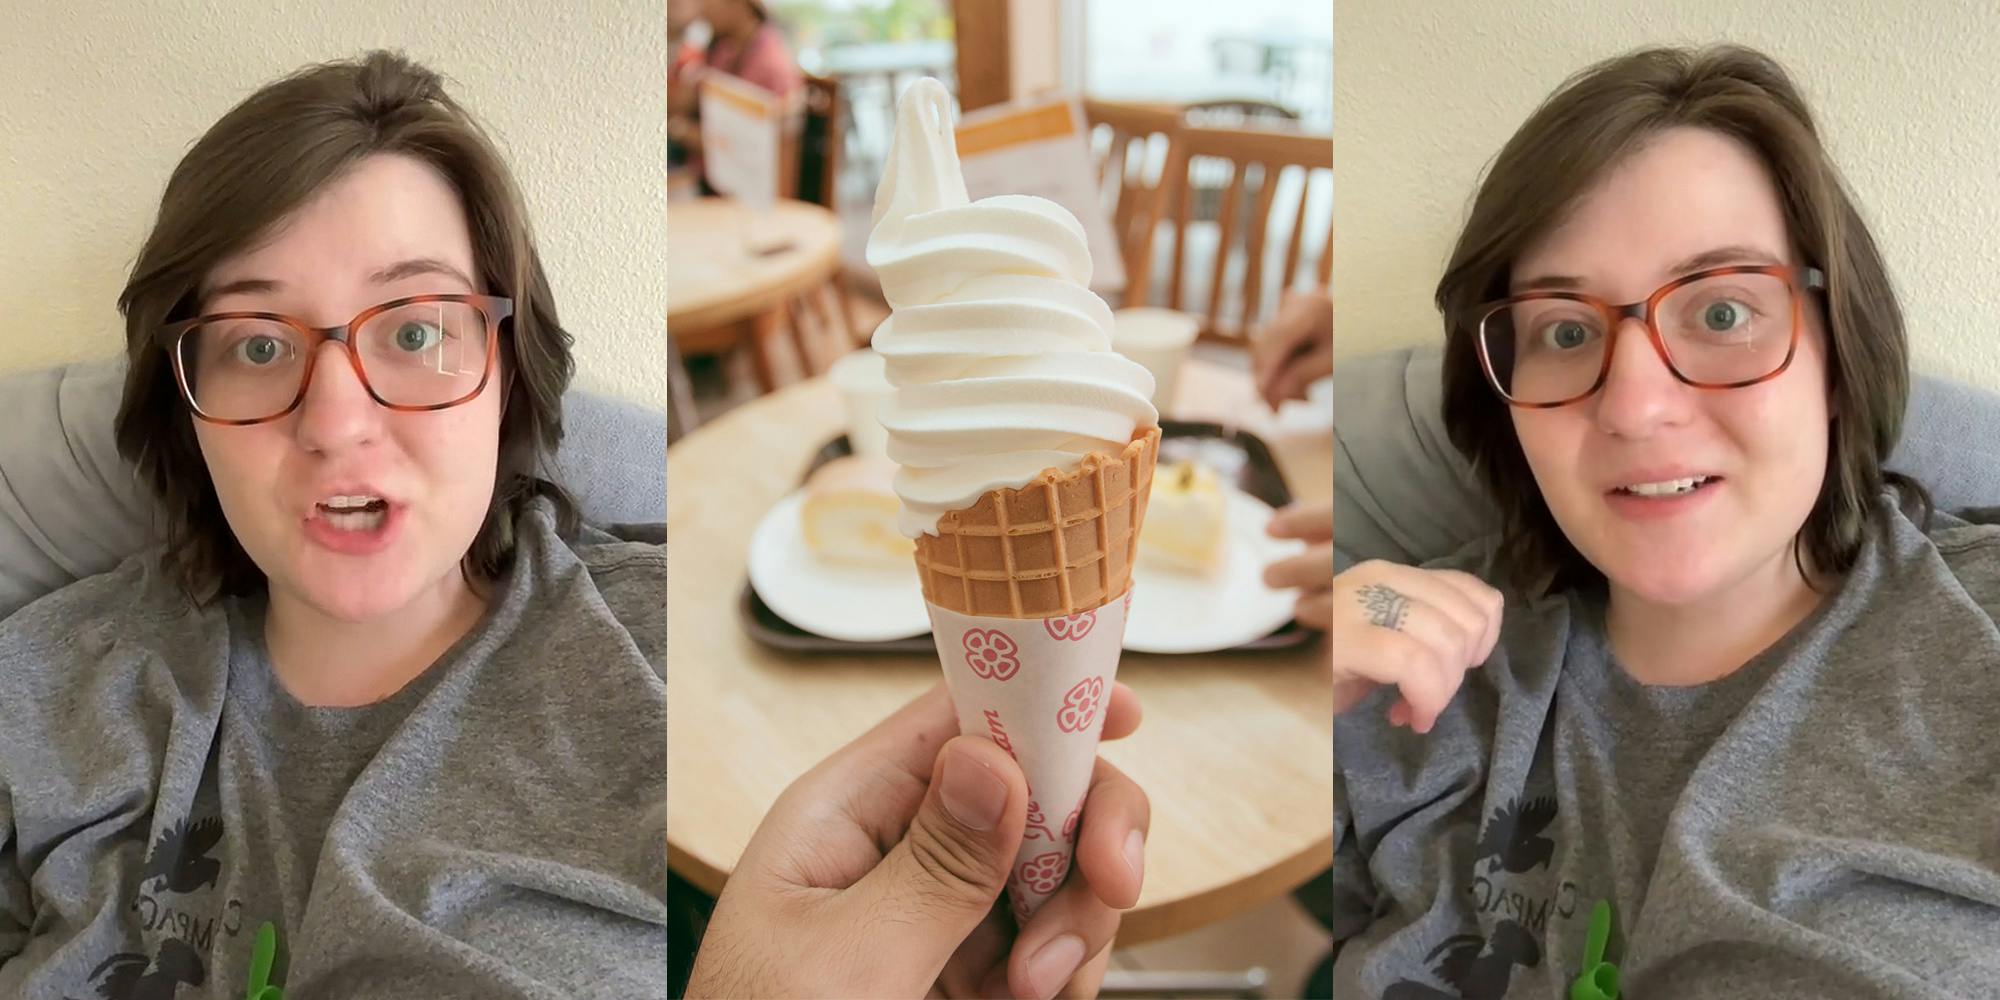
[1056,676,1105,733]
[962,628,1021,681]
[1043,610,1096,641]
[1018,851,1070,895]
[1062,802,1082,840]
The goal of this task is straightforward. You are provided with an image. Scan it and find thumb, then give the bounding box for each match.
[844,736,1027,972]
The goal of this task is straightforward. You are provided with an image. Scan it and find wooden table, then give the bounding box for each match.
[667,197,844,388]
[666,360,1333,944]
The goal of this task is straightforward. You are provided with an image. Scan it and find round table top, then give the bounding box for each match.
[665,359,1333,945]
[666,197,843,331]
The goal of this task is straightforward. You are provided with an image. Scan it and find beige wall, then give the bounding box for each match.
[1,0,667,408]
[1336,1,2000,389]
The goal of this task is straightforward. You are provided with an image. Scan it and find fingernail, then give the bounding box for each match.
[1026,934,1087,1000]
[1123,829,1146,886]
[940,745,1008,831]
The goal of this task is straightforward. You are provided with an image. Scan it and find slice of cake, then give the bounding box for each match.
[1139,460,1228,574]
[802,454,916,567]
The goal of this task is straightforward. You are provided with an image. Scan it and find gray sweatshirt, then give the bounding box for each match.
[0,500,667,998]
[1333,494,2000,998]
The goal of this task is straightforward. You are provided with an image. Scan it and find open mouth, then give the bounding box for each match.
[1611,475,1720,498]
[315,495,391,532]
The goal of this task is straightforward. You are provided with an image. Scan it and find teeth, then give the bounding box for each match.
[322,508,387,532]
[1621,477,1710,496]
[321,494,384,511]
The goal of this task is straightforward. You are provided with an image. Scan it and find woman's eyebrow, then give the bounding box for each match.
[1511,245,1785,294]
[1512,272,1584,293]
[201,258,475,303]
[202,276,283,301]
[369,257,476,289]
[1667,244,1783,275]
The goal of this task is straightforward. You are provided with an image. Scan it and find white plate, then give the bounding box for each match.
[746,492,932,643]
[1125,487,1307,654]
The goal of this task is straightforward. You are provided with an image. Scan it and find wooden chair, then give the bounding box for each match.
[1128,122,1332,344]
[1181,98,1300,129]
[666,330,700,445]
[674,262,860,397]
[688,73,857,392]
[1082,98,1183,294]
[785,73,844,208]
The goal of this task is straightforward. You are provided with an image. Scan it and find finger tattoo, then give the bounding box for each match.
[1355,584,1410,631]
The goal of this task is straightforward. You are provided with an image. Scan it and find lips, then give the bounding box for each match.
[1603,468,1724,496]
[305,483,399,517]
[301,489,405,555]
[1614,475,1719,497]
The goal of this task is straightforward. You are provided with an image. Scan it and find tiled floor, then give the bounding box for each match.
[1107,890,1330,999]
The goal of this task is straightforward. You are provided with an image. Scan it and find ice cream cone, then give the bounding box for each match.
[919,429,1158,923]
[914,427,1161,619]
[867,76,1162,925]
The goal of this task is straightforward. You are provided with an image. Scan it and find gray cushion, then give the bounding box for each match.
[0,360,666,618]
[1334,344,2000,569]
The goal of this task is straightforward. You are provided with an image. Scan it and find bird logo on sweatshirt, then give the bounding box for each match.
[141,817,225,896]
[1475,796,1558,875]
[1384,920,1543,999]
[69,938,207,1000]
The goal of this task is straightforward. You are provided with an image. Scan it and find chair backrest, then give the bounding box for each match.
[798,74,843,208]
[1129,122,1331,343]
[1082,98,1183,292]
[779,74,844,208]
[1181,97,1300,130]
[665,332,700,445]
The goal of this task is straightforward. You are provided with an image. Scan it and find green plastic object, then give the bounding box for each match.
[1569,899,1621,1000]
[245,921,284,1000]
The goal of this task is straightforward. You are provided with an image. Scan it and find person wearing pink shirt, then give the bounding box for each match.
[669,0,803,192]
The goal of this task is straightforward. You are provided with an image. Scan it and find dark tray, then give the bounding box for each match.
[740,419,1317,654]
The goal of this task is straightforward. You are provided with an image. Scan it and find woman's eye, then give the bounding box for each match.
[394,321,443,352]
[234,335,284,366]
[1541,320,1593,350]
[1701,299,1752,332]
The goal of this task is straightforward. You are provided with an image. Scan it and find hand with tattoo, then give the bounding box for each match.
[1331,560,1505,732]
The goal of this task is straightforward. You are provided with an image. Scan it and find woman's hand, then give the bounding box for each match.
[685,682,1148,1000]
[1250,290,1333,410]
[1263,501,1335,631]
[1331,561,1503,732]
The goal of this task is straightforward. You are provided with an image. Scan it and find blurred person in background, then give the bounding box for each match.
[667,0,803,193]
[668,0,705,169]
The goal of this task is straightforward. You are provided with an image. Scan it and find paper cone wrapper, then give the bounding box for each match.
[927,588,1135,924]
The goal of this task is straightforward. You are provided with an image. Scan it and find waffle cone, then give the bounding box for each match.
[913,427,1162,618]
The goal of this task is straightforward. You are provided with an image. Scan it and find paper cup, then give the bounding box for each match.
[1112,308,1200,412]
[927,589,1134,923]
[830,348,895,457]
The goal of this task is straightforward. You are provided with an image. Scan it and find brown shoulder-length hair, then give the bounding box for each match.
[115,50,579,604]
[1436,44,1926,596]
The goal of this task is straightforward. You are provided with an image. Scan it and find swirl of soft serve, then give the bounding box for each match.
[867,79,1158,538]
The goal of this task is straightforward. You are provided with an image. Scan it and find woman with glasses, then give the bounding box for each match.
[0,53,665,996]
[1330,46,1999,997]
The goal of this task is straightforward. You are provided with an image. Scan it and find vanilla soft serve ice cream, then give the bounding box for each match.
[867,78,1159,538]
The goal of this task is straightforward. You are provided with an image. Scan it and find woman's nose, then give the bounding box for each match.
[1592,317,1691,438]
[293,340,384,452]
